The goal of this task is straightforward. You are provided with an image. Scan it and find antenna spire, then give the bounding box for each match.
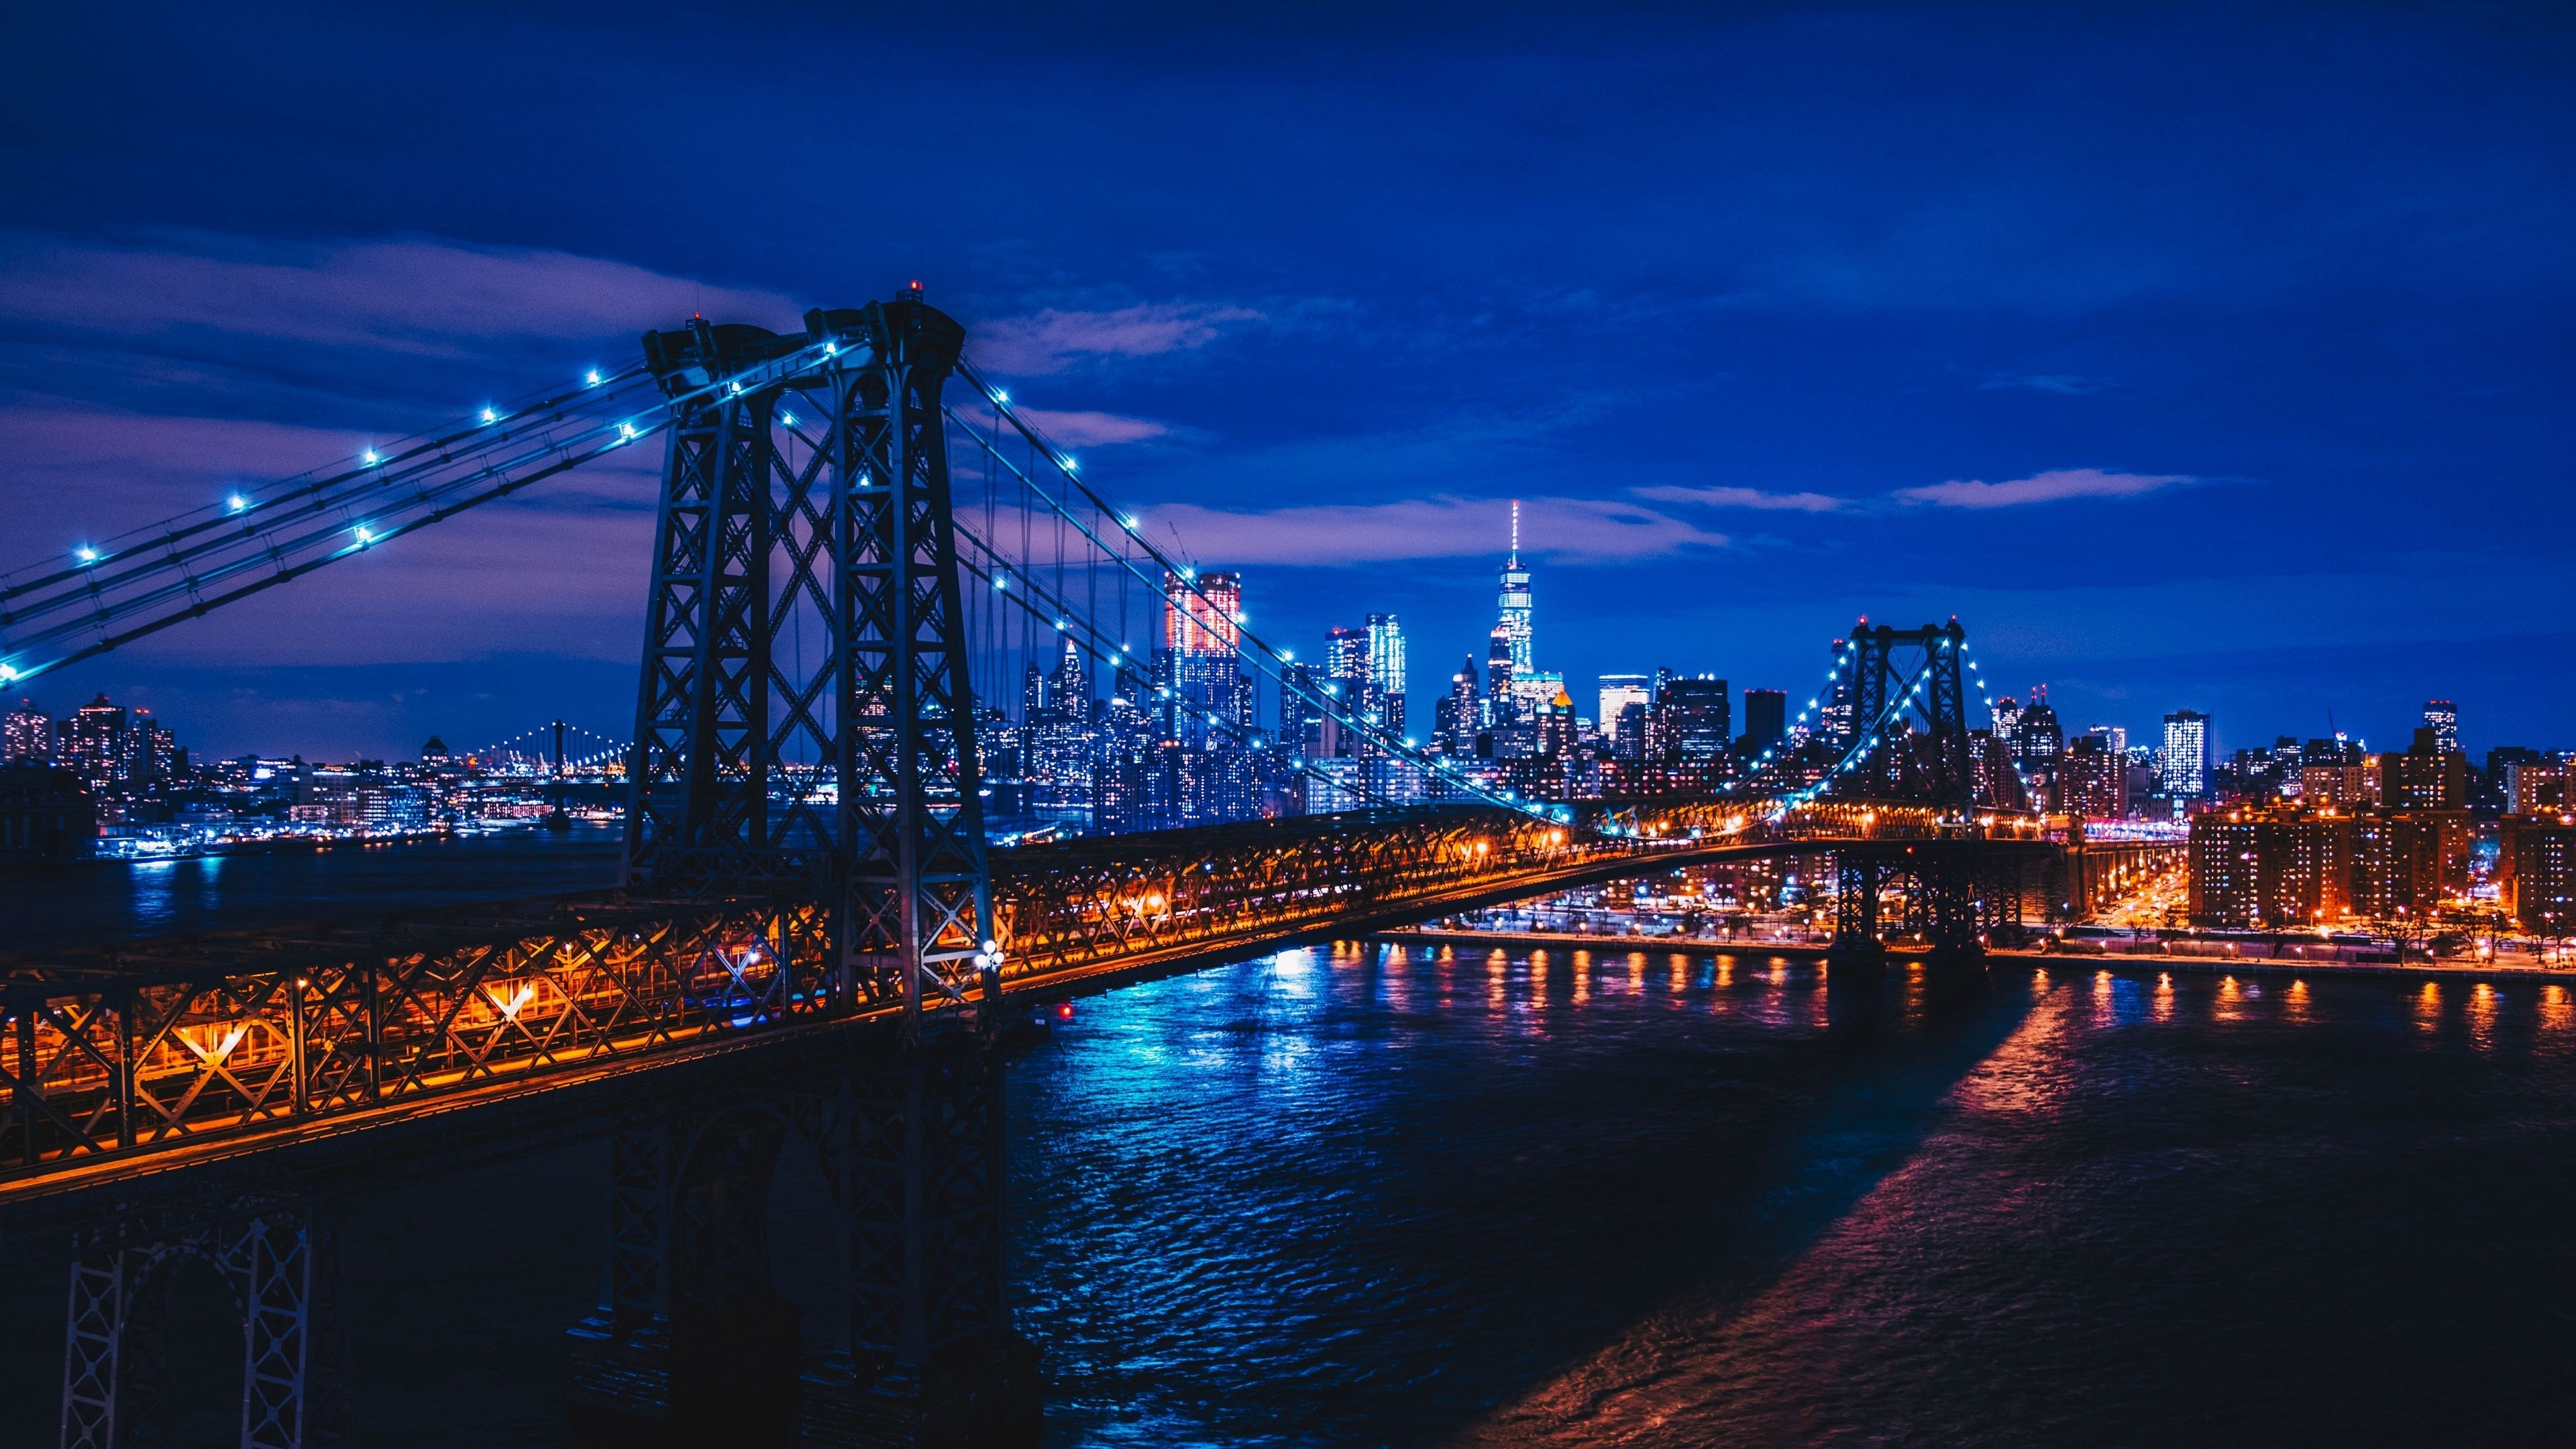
[1509,499,1520,562]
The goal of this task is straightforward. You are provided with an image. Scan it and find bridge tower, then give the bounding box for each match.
[1842,621,1976,805]
[1830,621,2003,979]
[590,297,1031,1446]
[622,299,995,1023]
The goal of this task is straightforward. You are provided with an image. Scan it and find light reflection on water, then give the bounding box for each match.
[1011,949,2576,1448]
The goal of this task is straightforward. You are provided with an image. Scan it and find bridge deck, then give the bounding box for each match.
[0,818,1790,1205]
[0,815,2096,1210]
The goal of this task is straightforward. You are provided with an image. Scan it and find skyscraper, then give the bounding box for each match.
[1486,626,1516,720]
[1819,639,1854,745]
[2423,700,2459,757]
[1596,674,1652,744]
[1740,688,1786,755]
[1495,501,1533,680]
[2011,686,2063,765]
[1164,569,1242,656]
[62,694,126,794]
[1281,661,1329,759]
[2161,709,2212,798]
[1435,656,1482,756]
[1656,676,1730,762]
[1366,612,1407,737]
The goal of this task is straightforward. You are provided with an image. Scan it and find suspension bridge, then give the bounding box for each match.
[0,292,2172,1448]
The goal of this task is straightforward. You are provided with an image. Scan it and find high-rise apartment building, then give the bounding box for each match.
[2188,807,2351,928]
[2062,733,2128,818]
[2086,724,2127,756]
[2378,727,2468,811]
[2503,818,2576,935]
[3,700,51,765]
[2423,700,2459,757]
[2161,710,2212,798]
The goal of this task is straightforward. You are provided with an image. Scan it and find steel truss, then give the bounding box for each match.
[991,807,1587,981]
[59,1201,343,1449]
[623,301,992,1029]
[1832,841,2033,963]
[0,810,1605,1185]
[1,896,831,1173]
[1841,621,1978,806]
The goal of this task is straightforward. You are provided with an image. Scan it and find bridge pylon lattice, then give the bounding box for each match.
[596,297,1028,1447]
[1839,620,1976,808]
[624,300,995,1030]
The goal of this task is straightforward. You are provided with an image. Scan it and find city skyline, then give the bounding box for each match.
[0,511,2544,770]
[5,6,2569,757]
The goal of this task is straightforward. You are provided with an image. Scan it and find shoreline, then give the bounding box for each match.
[1366,927,2576,981]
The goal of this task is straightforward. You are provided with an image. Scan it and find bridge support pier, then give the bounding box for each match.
[1827,854,1889,979]
[566,1028,1038,1449]
[58,1200,346,1449]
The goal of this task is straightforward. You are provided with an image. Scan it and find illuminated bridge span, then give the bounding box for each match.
[0,294,2121,1449]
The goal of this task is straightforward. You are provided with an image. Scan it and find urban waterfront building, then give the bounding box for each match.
[2188,807,2351,928]
[2188,802,2473,928]
[2061,733,2128,818]
[0,765,95,862]
[2503,818,2576,936]
[2161,710,2212,798]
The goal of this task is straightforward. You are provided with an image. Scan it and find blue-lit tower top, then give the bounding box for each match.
[1496,500,1533,680]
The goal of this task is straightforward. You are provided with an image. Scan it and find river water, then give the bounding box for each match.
[4,850,2573,1446]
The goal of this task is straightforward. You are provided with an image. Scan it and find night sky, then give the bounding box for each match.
[4,3,2568,762]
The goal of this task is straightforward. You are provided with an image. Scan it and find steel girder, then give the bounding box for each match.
[1835,622,1978,807]
[988,808,1585,980]
[0,898,832,1176]
[813,303,994,1026]
[0,810,1601,1187]
[626,320,790,891]
[623,301,992,1033]
[58,1203,343,1449]
[1831,840,2034,961]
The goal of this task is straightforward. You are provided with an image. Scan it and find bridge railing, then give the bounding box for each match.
[0,897,835,1177]
[989,808,1606,981]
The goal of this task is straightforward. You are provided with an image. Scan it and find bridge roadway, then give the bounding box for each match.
[1,807,2035,1220]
